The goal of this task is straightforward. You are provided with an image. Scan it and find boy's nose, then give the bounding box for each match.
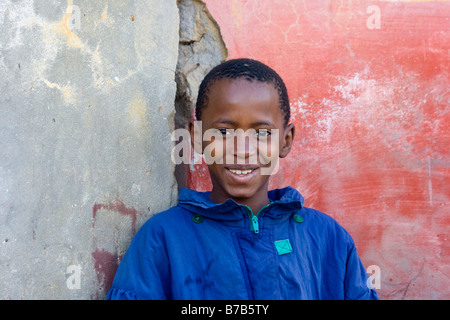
[233,133,258,163]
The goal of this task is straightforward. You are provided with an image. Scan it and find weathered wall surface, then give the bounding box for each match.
[0,0,179,299]
[189,0,450,299]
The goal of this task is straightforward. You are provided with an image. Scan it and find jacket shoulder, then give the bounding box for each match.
[298,206,354,244]
[299,206,343,226]
[135,205,191,238]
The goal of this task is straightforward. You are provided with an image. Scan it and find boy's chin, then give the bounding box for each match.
[226,188,258,201]
[222,181,269,202]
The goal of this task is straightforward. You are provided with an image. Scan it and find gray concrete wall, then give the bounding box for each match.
[0,0,180,299]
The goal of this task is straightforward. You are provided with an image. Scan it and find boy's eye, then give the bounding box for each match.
[217,128,233,135]
[215,128,271,137]
[256,129,271,137]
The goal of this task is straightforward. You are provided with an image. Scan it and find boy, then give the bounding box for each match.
[106,58,379,300]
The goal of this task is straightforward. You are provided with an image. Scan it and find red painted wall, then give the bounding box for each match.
[188,0,450,299]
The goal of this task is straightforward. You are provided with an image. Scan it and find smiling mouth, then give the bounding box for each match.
[226,168,258,175]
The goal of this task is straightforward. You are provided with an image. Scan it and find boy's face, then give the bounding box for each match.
[192,78,294,204]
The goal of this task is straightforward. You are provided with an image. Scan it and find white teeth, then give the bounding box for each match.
[229,169,253,175]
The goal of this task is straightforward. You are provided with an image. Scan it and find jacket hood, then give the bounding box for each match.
[177,186,304,221]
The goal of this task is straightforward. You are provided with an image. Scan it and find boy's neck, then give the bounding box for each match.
[209,188,270,215]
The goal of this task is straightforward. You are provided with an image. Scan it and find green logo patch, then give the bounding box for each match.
[274,239,293,255]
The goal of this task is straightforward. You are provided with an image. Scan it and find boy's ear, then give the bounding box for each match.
[279,123,295,158]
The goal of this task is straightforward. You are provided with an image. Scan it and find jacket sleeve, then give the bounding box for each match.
[343,236,379,300]
[105,218,171,300]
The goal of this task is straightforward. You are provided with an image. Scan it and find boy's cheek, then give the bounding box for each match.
[258,139,280,175]
[203,140,225,164]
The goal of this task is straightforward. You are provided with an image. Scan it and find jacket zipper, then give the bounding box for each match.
[244,203,272,234]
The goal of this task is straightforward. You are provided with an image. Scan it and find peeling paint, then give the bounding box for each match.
[91,248,120,298]
[92,200,140,235]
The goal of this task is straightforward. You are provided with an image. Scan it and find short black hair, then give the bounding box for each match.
[195,58,290,126]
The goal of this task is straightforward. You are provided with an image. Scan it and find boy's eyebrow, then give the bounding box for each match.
[213,119,238,126]
[251,121,274,126]
[212,119,274,127]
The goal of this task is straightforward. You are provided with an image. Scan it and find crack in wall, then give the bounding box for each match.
[174,0,228,189]
[175,0,228,130]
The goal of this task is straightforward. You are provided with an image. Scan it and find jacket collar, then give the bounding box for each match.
[177,186,304,221]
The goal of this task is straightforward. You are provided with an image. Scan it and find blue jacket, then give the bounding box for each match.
[106,187,378,300]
